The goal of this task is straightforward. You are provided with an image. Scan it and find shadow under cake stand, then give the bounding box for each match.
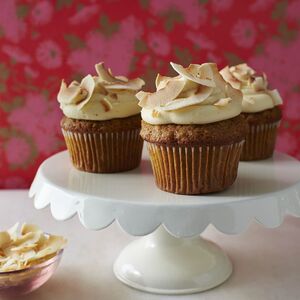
[29,150,300,295]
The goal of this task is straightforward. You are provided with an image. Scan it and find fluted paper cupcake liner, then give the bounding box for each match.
[240,121,280,161]
[62,129,143,173]
[147,142,244,195]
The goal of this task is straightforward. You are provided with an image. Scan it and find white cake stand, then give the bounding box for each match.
[29,150,300,295]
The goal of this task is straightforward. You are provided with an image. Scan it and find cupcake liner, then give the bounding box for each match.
[62,128,143,173]
[147,141,244,195]
[240,121,280,161]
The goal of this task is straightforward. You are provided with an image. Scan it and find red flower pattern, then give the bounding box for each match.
[0,0,299,188]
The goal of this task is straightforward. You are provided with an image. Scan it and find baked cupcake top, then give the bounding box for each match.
[220,63,282,113]
[57,63,145,121]
[136,62,243,125]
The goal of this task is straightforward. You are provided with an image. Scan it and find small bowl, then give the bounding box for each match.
[0,250,63,296]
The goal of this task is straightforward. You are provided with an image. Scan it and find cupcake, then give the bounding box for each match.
[137,62,248,195]
[57,62,145,173]
[220,64,282,160]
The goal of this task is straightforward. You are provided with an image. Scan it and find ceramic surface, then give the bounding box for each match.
[29,150,300,237]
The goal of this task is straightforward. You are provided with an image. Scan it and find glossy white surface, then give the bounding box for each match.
[114,226,232,294]
[29,150,300,294]
[30,150,300,237]
[2,191,300,300]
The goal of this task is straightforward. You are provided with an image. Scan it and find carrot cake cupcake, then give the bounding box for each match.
[58,62,145,173]
[220,63,282,160]
[137,62,248,195]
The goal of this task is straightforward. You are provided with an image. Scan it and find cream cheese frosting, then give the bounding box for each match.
[136,62,243,125]
[220,63,282,113]
[57,63,145,120]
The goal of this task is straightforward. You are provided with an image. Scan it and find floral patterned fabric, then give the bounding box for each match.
[0,0,299,188]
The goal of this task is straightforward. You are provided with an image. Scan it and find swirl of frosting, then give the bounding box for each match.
[57,63,145,120]
[136,62,243,125]
[220,63,282,113]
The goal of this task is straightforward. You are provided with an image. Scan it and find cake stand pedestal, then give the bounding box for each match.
[29,150,300,295]
[113,226,232,294]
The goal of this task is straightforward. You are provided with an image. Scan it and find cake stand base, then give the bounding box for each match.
[113,226,232,295]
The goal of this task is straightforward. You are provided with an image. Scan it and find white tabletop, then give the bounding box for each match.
[1,190,300,300]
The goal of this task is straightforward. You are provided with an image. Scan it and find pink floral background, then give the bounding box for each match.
[0,0,299,188]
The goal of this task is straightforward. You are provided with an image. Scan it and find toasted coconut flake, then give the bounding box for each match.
[136,91,150,105]
[225,84,243,103]
[214,97,232,107]
[10,244,37,253]
[0,224,67,272]
[137,78,186,109]
[2,247,13,258]
[36,234,47,249]
[35,235,67,259]
[0,232,11,249]
[0,256,9,263]
[100,99,112,112]
[155,74,175,90]
[178,79,199,97]
[21,250,36,263]
[268,89,283,105]
[8,223,19,240]
[220,66,241,89]
[252,77,267,91]
[155,75,199,102]
[93,81,108,95]
[70,80,80,86]
[108,68,113,76]
[21,224,41,235]
[104,78,145,90]
[170,62,216,87]
[160,86,213,111]
[76,75,96,109]
[138,62,242,112]
[221,63,275,102]
[231,63,255,81]
[95,63,145,90]
[13,232,41,247]
[262,72,267,81]
[57,79,88,105]
[1,258,18,271]
[57,75,95,107]
[95,62,117,83]
[115,75,129,81]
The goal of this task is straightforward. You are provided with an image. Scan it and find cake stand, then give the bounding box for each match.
[29,150,300,295]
